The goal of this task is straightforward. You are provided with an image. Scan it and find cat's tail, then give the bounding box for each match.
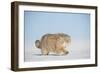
[35,40,41,49]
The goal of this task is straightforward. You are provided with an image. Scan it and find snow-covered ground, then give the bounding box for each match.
[24,39,90,62]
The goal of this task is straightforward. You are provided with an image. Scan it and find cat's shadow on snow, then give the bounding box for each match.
[32,54,69,56]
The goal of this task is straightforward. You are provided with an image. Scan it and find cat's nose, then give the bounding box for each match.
[65,51,69,54]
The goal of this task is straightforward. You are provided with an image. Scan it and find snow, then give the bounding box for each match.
[24,39,90,62]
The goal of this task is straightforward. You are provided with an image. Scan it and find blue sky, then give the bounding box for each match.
[24,11,90,49]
